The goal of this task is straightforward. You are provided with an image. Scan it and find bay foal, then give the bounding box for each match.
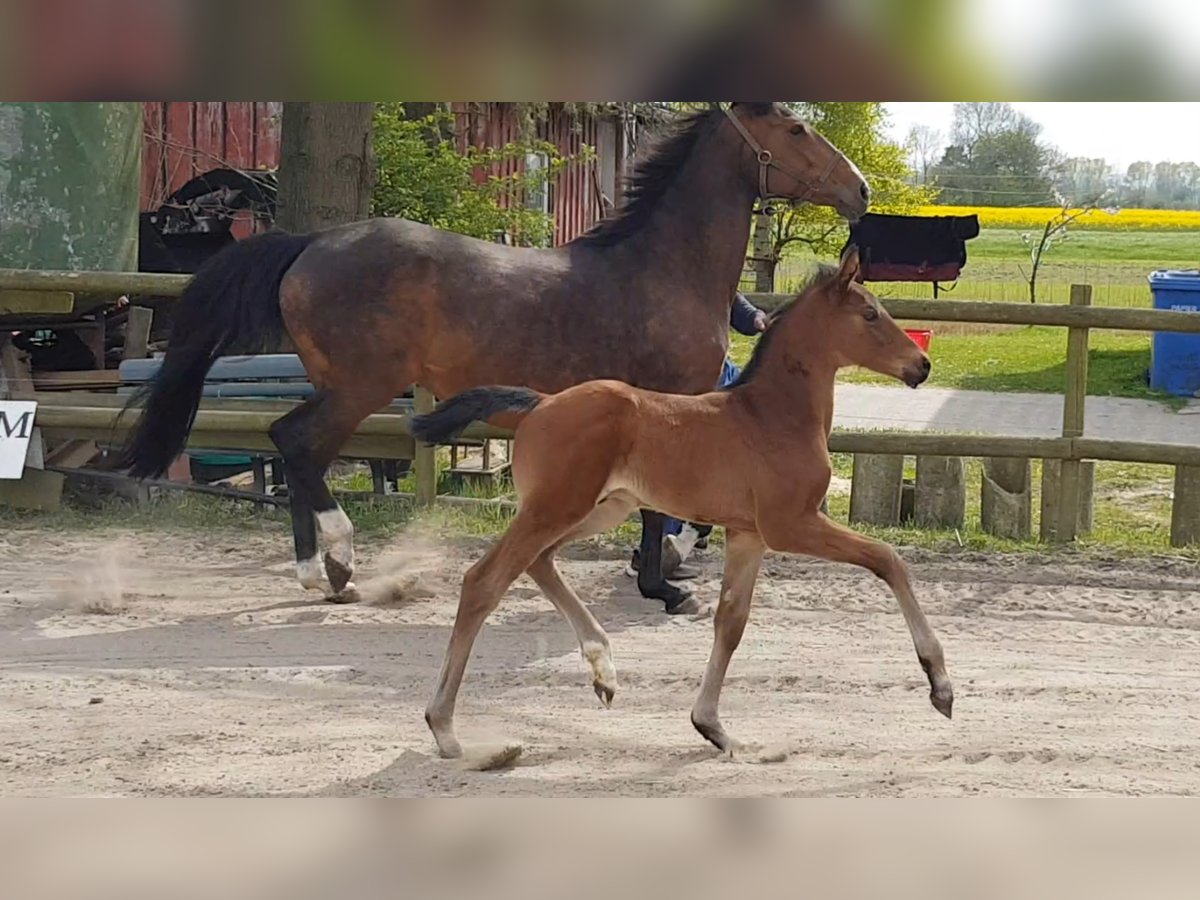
[411,246,952,757]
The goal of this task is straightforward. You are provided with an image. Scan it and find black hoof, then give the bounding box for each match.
[323,553,354,595]
[690,712,726,751]
[325,586,361,605]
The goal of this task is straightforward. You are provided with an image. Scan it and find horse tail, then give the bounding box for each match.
[410,387,543,445]
[117,231,316,478]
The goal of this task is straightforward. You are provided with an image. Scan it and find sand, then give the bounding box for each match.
[2,523,1200,796]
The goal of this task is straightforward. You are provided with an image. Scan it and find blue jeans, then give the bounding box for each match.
[664,357,741,537]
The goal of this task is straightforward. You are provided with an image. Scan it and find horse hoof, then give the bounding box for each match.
[665,593,710,616]
[325,583,361,604]
[324,553,354,594]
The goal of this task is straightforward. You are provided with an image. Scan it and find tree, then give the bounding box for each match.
[931,102,1057,207]
[904,123,943,185]
[763,102,936,286]
[1019,192,1115,303]
[276,103,376,232]
[371,103,578,247]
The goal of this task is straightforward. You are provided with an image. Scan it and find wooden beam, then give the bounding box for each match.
[33,370,123,391]
[0,268,189,296]
[0,289,75,315]
[746,293,1200,334]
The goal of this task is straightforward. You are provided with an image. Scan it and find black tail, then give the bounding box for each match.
[117,231,316,478]
[410,387,542,444]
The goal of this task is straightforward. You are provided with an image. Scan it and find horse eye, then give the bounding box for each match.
[790,124,808,136]
[863,307,879,322]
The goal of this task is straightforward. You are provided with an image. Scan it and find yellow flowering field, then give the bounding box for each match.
[920,205,1200,231]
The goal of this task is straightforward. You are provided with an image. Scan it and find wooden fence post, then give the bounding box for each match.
[413,387,436,507]
[1054,283,1092,543]
[121,306,154,361]
[980,457,1032,539]
[1171,466,1200,547]
[849,453,904,526]
[915,455,966,528]
[1041,459,1095,541]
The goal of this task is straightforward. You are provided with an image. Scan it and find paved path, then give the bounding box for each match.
[833,385,1200,446]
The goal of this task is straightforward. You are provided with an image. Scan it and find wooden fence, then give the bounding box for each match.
[7,266,1200,544]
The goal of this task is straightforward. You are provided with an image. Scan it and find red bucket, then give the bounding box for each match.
[904,329,932,353]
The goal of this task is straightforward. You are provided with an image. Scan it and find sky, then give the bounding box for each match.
[884,103,1200,171]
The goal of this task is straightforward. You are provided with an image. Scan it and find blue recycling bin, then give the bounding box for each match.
[1148,270,1200,397]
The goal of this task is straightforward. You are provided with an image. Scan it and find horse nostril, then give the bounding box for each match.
[921,357,932,374]
[859,183,870,202]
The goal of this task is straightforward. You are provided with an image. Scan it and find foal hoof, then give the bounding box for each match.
[931,687,954,720]
[323,553,354,595]
[594,681,615,708]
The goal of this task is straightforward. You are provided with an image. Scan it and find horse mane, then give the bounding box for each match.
[574,106,725,248]
[725,263,838,389]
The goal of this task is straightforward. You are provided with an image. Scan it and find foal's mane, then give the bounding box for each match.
[576,105,735,248]
[725,263,838,389]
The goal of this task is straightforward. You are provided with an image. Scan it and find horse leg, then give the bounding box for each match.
[268,388,385,596]
[769,513,953,719]
[690,529,765,753]
[525,496,636,707]
[636,510,694,614]
[425,513,571,759]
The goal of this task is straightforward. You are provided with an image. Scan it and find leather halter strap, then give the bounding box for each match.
[723,105,844,205]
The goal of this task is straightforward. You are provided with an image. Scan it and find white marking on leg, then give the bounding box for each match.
[670,526,699,563]
[296,556,325,590]
[316,506,355,569]
[582,640,618,706]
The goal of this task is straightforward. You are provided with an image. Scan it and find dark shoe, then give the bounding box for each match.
[626,546,700,580]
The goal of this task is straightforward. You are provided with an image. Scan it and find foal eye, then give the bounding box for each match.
[862,308,879,322]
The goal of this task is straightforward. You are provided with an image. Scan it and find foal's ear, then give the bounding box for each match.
[837,244,861,291]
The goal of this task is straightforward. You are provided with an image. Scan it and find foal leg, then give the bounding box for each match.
[690,530,765,753]
[770,513,953,718]
[526,496,636,707]
[425,515,568,759]
[527,553,618,707]
[636,510,694,614]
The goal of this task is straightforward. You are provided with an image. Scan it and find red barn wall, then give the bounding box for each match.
[141,102,281,237]
[142,102,611,245]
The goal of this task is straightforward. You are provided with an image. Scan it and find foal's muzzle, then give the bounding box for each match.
[903,357,932,388]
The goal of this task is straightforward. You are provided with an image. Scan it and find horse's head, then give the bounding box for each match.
[725,102,870,222]
[800,245,929,387]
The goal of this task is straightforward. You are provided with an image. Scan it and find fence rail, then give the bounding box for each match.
[9,268,1200,546]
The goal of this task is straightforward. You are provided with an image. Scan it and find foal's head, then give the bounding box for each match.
[770,246,931,388]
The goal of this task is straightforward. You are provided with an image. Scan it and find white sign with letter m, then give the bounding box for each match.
[0,401,38,479]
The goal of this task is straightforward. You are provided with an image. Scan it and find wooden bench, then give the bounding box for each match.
[117,354,510,494]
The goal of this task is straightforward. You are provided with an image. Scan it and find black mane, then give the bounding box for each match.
[725,263,838,389]
[575,106,724,248]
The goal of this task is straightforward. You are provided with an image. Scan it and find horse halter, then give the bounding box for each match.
[723,105,844,208]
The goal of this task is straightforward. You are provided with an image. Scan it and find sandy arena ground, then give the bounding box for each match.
[2,523,1200,796]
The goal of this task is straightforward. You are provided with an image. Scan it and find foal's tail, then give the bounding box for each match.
[410,387,543,444]
[117,231,315,478]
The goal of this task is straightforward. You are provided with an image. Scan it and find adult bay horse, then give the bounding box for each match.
[118,102,870,612]
[410,246,952,759]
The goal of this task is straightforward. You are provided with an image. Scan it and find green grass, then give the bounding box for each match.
[774,227,1200,307]
[746,226,1200,401]
[3,454,1191,562]
[732,325,1162,399]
